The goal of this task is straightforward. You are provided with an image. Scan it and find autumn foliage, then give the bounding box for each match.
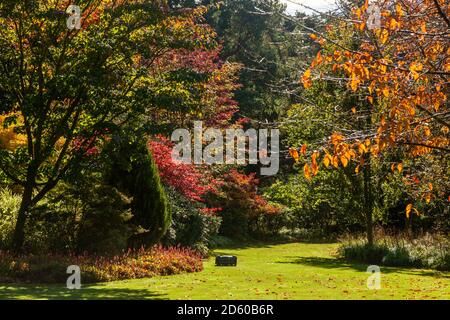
[298,0,450,214]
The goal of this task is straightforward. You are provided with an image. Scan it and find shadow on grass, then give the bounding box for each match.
[279,256,450,279]
[0,284,168,300]
[211,239,336,252]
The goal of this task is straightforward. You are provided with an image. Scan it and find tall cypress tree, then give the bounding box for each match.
[107,136,171,248]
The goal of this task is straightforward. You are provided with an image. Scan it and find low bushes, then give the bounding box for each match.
[162,187,221,256]
[0,188,20,249]
[339,233,450,271]
[0,245,203,284]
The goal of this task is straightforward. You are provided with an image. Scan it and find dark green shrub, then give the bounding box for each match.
[340,243,389,265]
[75,185,133,254]
[106,136,172,248]
[26,182,132,254]
[162,187,221,255]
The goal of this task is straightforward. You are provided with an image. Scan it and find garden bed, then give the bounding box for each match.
[0,246,203,284]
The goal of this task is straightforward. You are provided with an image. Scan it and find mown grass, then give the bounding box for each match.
[1,242,449,300]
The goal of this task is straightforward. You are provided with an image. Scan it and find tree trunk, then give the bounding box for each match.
[363,154,374,246]
[12,168,36,253]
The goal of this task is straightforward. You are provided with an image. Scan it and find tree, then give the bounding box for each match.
[296,0,449,241]
[0,0,218,251]
[107,136,171,248]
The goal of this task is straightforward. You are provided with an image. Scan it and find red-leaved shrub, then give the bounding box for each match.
[0,246,203,284]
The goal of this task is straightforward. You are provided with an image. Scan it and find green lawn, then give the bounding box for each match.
[1,242,449,300]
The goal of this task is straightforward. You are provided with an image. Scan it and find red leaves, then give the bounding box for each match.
[148,135,220,203]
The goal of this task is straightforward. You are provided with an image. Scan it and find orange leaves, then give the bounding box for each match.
[350,74,360,92]
[297,0,449,203]
[406,204,420,218]
[358,142,368,155]
[300,144,307,156]
[332,155,340,168]
[323,153,332,168]
[289,148,300,163]
[331,133,344,146]
[289,144,307,163]
[340,155,349,168]
[301,69,312,89]
[303,150,318,181]
[391,162,403,174]
[304,163,312,181]
[311,151,319,176]
[409,62,423,80]
[389,18,400,30]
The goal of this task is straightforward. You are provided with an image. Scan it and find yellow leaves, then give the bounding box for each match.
[406,204,413,218]
[351,107,357,114]
[340,154,349,167]
[410,62,423,80]
[304,163,312,181]
[310,34,317,41]
[382,87,390,97]
[395,3,404,17]
[333,50,342,61]
[406,204,420,218]
[358,142,368,154]
[355,165,360,174]
[379,29,389,45]
[389,18,399,30]
[367,96,374,104]
[0,114,27,151]
[302,69,312,89]
[289,148,300,163]
[332,155,340,168]
[323,153,332,168]
[350,74,360,92]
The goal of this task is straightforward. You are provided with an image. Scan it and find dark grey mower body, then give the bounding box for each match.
[215,255,237,266]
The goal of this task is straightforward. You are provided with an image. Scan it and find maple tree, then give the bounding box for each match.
[0,0,221,251]
[148,135,220,202]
